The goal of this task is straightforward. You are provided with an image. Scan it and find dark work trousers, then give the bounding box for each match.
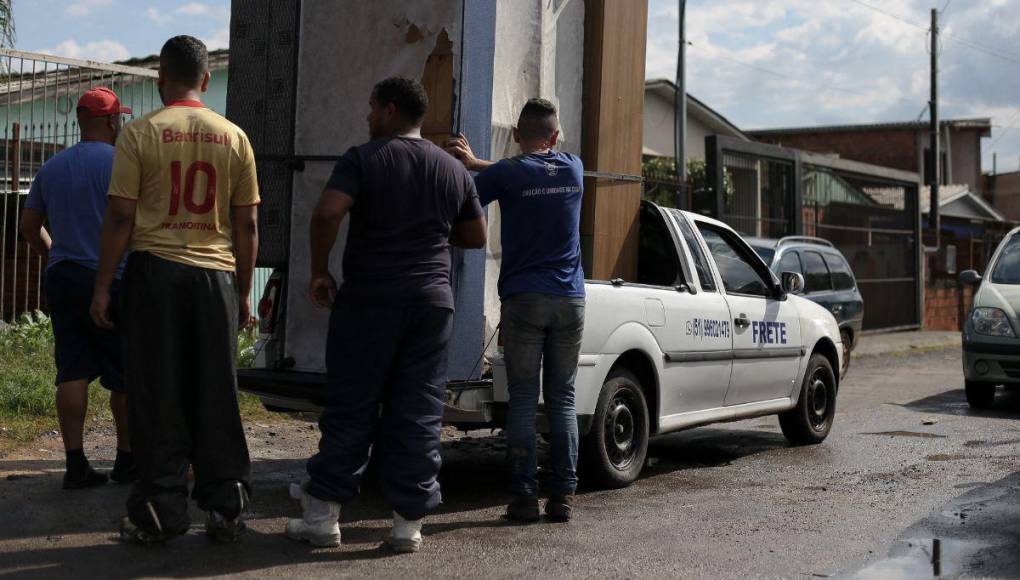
[121,252,251,536]
[307,301,453,521]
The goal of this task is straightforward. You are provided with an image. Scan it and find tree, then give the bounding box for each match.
[0,0,13,49]
[641,156,731,211]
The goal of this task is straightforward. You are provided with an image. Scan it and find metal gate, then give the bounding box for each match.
[0,48,160,321]
[706,135,923,332]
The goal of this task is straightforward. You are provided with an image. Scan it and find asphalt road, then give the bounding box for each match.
[1,347,1018,579]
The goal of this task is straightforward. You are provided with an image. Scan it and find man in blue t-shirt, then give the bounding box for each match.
[19,87,134,490]
[446,98,585,523]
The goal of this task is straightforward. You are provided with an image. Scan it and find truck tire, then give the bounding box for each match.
[579,369,650,489]
[965,380,996,409]
[779,354,836,445]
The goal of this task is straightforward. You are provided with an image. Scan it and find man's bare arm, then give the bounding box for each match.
[444,134,496,172]
[91,197,136,329]
[232,204,259,328]
[19,208,51,263]
[450,216,487,249]
[308,187,354,308]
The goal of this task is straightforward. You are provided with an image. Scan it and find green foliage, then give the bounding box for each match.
[0,1,14,49]
[641,156,734,211]
[0,315,275,452]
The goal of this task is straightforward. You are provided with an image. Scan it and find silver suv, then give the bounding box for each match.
[960,226,1020,409]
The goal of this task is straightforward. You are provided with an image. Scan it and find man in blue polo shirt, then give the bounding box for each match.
[19,87,134,489]
[446,98,585,523]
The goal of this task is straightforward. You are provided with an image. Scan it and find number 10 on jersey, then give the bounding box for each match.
[168,160,217,216]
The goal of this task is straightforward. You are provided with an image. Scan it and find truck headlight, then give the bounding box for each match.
[970,307,1016,337]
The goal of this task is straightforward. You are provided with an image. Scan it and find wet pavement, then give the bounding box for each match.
[1,346,1018,579]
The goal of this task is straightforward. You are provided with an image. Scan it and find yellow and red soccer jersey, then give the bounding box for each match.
[108,100,259,271]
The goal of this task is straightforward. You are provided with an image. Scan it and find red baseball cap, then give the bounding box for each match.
[77,87,132,117]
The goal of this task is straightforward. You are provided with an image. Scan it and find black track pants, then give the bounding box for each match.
[121,252,251,535]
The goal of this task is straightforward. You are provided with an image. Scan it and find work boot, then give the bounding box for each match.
[285,482,341,547]
[205,482,250,543]
[110,450,137,484]
[63,449,107,490]
[505,494,540,523]
[545,493,575,523]
[385,512,423,553]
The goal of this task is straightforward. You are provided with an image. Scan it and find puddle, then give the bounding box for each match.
[862,431,946,439]
[963,438,1020,448]
[851,538,982,579]
[926,454,968,462]
[953,481,988,489]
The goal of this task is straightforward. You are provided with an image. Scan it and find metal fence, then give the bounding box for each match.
[706,135,923,332]
[0,48,160,321]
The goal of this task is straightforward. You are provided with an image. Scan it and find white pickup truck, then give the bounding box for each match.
[240,201,843,488]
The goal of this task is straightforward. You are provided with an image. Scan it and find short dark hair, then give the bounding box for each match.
[160,35,209,86]
[372,77,429,125]
[517,98,558,140]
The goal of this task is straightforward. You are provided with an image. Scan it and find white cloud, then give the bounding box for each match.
[646,0,1020,171]
[40,39,131,63]
[146,7,173,26]
[203,26,230,51]
[65,0,113,17]
[176,2,211,16]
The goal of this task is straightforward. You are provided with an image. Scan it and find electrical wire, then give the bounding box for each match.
[941,0,952,15]
[692,44,920,105]
[990,108,1020,150]
[849,0,1020,67]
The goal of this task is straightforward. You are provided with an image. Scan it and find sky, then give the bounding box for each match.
[14,0,1020,172]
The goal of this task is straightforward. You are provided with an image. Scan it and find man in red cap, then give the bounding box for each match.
[20,87,135,489]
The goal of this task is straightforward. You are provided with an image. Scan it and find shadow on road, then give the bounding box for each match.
[0,425,792,578]
[900,388,1020,419]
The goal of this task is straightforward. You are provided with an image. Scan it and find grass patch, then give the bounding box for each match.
[0,314,277,454]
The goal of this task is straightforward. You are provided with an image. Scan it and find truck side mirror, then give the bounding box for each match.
[781,271,805,295]
[959,270,982,286]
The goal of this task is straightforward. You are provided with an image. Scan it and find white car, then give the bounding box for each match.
[960,225,1020,409]
[241,202,844,488]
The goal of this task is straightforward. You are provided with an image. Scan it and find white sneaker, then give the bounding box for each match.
[285,482,341,547]
[385,511,423,553]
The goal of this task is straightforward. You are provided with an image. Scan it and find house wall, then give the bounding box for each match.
[754,129,920,173]
[985,172,1020,221]
[949,129,982,192]
[642,92,717,161]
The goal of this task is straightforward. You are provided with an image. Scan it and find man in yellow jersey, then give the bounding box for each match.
[90,35,259,544]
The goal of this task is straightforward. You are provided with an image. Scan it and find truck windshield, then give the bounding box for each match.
[992,235,1020,284]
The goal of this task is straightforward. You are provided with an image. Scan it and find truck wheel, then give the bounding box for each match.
[965,380,996,409]
[840,330,851,377]
[579,369,649,489]
[779,354,836,445]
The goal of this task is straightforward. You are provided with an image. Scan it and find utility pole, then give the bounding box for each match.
[929,7,940,247]
[674,0,688,210]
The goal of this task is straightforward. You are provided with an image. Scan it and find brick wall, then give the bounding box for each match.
[752,129,920,173]
[924,275,973,331]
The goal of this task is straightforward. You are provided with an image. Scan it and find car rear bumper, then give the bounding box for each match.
[237,368,496,426]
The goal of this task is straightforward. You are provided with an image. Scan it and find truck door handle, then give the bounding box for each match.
[734,314,750,328]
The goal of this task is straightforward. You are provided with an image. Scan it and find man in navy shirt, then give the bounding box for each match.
[19,87,135,489]
[446,98,585,523]
[287,78,486,552]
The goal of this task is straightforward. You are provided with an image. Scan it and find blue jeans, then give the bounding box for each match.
[501,293,585,496]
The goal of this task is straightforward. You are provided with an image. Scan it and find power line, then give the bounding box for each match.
[848,0,1020,67]
[941,0,953,15]
[991,108,1020,150]
[847,0,928,31]
[692,44,920,105]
